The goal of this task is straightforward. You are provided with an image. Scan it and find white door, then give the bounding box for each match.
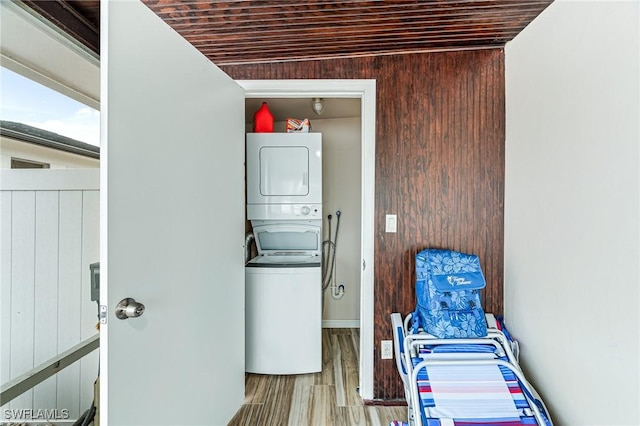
[100,1,245,424]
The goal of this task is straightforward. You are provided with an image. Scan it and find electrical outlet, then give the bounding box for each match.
[381,340,393,359]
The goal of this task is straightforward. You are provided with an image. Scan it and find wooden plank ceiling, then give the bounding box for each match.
[22,0,552,65]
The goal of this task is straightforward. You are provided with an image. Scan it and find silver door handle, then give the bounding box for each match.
[115,298,145,319]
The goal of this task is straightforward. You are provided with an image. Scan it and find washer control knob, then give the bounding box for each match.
[300,205,310,215]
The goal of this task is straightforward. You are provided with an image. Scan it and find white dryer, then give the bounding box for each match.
[245,220,322,374]
[246,132,322,220]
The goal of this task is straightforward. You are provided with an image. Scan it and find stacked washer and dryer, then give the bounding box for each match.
[245,132,323,375]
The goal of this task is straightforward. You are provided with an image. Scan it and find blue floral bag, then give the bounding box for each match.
[412,248,488,338]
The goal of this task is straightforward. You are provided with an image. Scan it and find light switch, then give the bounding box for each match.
[385,214,397,233]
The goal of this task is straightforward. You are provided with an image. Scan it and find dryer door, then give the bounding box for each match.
[260,145,309,196]
[246,133,322,205]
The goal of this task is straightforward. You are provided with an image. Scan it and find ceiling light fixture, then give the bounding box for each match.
[311,98,325,116]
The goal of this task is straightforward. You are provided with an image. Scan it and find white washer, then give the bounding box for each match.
[245,221,322,374]
[245,133,324,374]
[245,256,321,374]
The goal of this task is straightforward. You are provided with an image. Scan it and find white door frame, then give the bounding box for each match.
[238,79,376,400]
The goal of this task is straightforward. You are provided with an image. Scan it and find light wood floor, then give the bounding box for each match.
[228,328,407,426]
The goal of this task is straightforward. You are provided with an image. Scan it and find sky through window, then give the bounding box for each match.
[0,67,100,147]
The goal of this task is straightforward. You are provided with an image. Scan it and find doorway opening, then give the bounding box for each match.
[238,79,376,400]
[244,96,361,327]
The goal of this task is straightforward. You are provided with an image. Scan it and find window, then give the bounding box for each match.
[11,157,50,169]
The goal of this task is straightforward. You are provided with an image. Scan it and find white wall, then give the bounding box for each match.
[313,117,362,325]
[269,117,362,325]
[505,1,639,424]
[1,136,99,169]
[1,170,100,420]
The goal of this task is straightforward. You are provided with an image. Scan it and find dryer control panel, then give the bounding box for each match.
[247,203,322,220]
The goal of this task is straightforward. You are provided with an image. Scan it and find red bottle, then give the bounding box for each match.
[253,102,274,133]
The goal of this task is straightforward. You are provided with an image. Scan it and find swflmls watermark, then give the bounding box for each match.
[3,408,70,421]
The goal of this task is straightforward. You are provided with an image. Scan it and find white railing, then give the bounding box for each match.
[1,335,99,404]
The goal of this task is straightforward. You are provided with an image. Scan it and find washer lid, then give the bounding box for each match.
[251,220,322,257]
[246,255,321,268]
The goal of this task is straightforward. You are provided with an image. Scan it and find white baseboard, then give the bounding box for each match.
[322,320,360,328]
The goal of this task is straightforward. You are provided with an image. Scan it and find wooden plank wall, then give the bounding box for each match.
[0,170,100,418]
[222,49,505,400]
